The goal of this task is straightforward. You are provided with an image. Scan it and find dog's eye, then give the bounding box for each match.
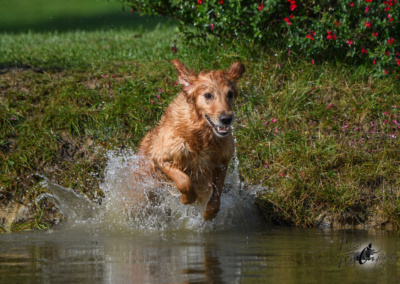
[204,93,212,99]
[227,91,234,99]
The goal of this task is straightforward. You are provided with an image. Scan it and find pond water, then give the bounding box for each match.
[1,226,399,283]
[1,150,399,283]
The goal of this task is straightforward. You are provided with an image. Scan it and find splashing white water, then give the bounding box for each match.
[38,149,265,232]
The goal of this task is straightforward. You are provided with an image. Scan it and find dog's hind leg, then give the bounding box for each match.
[202,166,227,220]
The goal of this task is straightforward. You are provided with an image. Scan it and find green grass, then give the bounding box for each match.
[236,62,400,227]
[0,0,170,33]
[1,0,400,231]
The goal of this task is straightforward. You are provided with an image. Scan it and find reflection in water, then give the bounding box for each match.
[0,227,399,283]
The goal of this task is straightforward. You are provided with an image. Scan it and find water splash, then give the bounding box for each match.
[37,175,100,221]
[38,149,266,232]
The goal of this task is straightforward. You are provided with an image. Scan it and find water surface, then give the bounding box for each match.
[1,226,399,283]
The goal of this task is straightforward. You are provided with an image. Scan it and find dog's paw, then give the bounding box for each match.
[180,192,197,204]
[202,208,219,221]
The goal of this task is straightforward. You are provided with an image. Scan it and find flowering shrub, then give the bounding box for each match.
[120,0,400,75]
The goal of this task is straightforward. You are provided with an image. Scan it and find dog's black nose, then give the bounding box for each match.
[219,114,233,125]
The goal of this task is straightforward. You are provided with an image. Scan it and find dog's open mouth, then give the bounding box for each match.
[205,115,230,137]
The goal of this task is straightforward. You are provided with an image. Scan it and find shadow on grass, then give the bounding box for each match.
[0,64,47,75]
[0,11,176,34]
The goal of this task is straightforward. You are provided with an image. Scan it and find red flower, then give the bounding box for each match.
[197,0,202,4]
[326,30,337,40]
[347,39,353,45]
[385,51,390,56]
[372,32,378,37]
[397,58,400,66]
[385,69,388,74]
[366,0,372,2]
[334,21,340,26]
[211,23,214,30]
[219,0,224,4]
[365,6,370,12]
[389,18,394,22]
[365,22,371,28]
[306,31,316,40]
[288,0,297,11]
[284,17,291,25]
[373,59,376,65]
[258,4,264,11]
[361,47,368,54]
[349,2,354,6]
[388,38,395,45]
[290,14,294,19]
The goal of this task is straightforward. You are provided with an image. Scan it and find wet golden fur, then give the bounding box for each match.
[138,60,245,220]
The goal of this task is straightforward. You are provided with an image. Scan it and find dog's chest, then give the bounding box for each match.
[185,138,234,175]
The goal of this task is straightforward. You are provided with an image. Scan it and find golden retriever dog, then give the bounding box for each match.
[138,60,245,220]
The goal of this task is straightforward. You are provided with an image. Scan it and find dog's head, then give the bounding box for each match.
[171,59,245,138]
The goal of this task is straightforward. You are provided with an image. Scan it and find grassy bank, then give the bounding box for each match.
[1,1,400,231]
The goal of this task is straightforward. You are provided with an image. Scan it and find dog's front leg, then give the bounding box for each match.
[160,164,197,204]
[203,166,227,220]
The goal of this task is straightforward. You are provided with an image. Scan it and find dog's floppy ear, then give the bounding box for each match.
[227,62,245,81]
[171,59,197,88]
